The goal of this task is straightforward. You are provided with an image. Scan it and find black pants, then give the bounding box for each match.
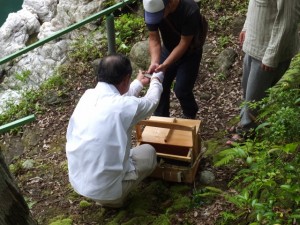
[154,47,202,118]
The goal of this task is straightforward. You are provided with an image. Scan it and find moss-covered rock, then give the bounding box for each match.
[48,217,72,225]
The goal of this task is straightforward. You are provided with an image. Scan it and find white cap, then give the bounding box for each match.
[143,0,167,24]
[143,0,165,13]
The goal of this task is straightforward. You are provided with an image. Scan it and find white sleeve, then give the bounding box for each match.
[124,79,143,97]
[130,79,163,125]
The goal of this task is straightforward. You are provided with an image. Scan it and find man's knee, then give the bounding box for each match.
[142,144,157,170]
[133,144,157,175]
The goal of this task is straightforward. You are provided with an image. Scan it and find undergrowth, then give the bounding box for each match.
[214,55,300,224]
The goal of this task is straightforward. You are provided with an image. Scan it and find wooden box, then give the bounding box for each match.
[135,116,202,183]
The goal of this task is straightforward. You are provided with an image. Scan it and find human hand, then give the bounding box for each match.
[136,70,150,86]
[261,64,274,72]
[154,63,167,73]
[151,71,164,83]
[137,70,150,86]
[147,63,159,74]
[239,31,246,46]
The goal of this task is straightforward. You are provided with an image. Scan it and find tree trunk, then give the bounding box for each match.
[0,150,37,225]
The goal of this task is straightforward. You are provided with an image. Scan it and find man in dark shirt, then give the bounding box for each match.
[143,0,204,119]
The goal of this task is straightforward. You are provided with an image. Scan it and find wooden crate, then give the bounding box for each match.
[135,116,202,183]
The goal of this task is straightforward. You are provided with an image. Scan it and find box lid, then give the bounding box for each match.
[138,116,201,147]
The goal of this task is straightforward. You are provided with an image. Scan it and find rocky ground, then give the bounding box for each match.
[0,2,248,224]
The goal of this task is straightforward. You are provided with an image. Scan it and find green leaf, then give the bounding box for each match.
[257,213,262,221]
[280,184,291,190]
[291,214,300,219]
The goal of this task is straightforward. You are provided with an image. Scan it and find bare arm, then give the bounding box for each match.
[155,35,193,72]
[148,31,161,73]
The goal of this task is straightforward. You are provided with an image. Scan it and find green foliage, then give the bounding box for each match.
[15,70,31,83]
[214,54,300,224]
[24,196,37,209]
[218,211,239,224]
[49,217,72,225]
[41,73,66,90]
[192,186,223,207]
[79,200,92,208]
[152,214,170,225]
[218,35,233,48]
[114,13,146,54]
[0,88,41,127]
[216,140,300,224]
[102,0,116,9]
[68,13,145,60]
[0,73,67,128]
[253,59,300,144]
[68,33,104,62]
[9,161,23,176]
[169,196,191,212]
[201,0,247,32]
[199,0,247,13]
[274,53,300,89]
[256,103,300,144]
[214,144,248,167]
[208,17,231,33]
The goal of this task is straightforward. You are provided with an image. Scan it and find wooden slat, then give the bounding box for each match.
[157,151,192,162]
[151,150,202,183]
[164,118,176,143]
[137,119,195,132]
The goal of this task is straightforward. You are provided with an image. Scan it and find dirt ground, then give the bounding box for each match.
[9,44,243,225]
[1,2,248,224]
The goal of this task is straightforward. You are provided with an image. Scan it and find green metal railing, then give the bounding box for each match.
[0,114,35,134]
[0,0,135,132]
[0,0,135,65]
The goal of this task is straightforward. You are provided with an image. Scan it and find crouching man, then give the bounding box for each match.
[66,54,164,208]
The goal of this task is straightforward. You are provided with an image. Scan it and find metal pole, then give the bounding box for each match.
[0,114,36,134]
[106,14,116,54]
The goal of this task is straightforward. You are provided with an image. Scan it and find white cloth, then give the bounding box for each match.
[95,144,157,207]
[66,79,162,201]
[242,0,300,67]
[151,71,164,83]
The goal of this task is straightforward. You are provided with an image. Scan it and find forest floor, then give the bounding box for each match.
[1,1,249,224]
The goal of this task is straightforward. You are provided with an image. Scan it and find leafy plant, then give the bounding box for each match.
[216,72,227,81]
[24,197,37,209]
[201,0,247,32]
[0,73,67,128]
[68,33,105,62]
[218,35,232,48]
[15,70,31,83]
[191,186,223,207]
[114,13,146,54]
[216,140,300,224]
[214,53,300,224]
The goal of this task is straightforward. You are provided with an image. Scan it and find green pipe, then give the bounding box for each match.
[0,114,35,134]
[0,0,135,65]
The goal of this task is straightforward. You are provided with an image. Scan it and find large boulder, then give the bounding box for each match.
[23,0,58,23]
[129,40,151,73]
[0,9,40,58]
[0,0,108,113]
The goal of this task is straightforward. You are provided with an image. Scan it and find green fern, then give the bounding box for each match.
[214,146,248,167]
